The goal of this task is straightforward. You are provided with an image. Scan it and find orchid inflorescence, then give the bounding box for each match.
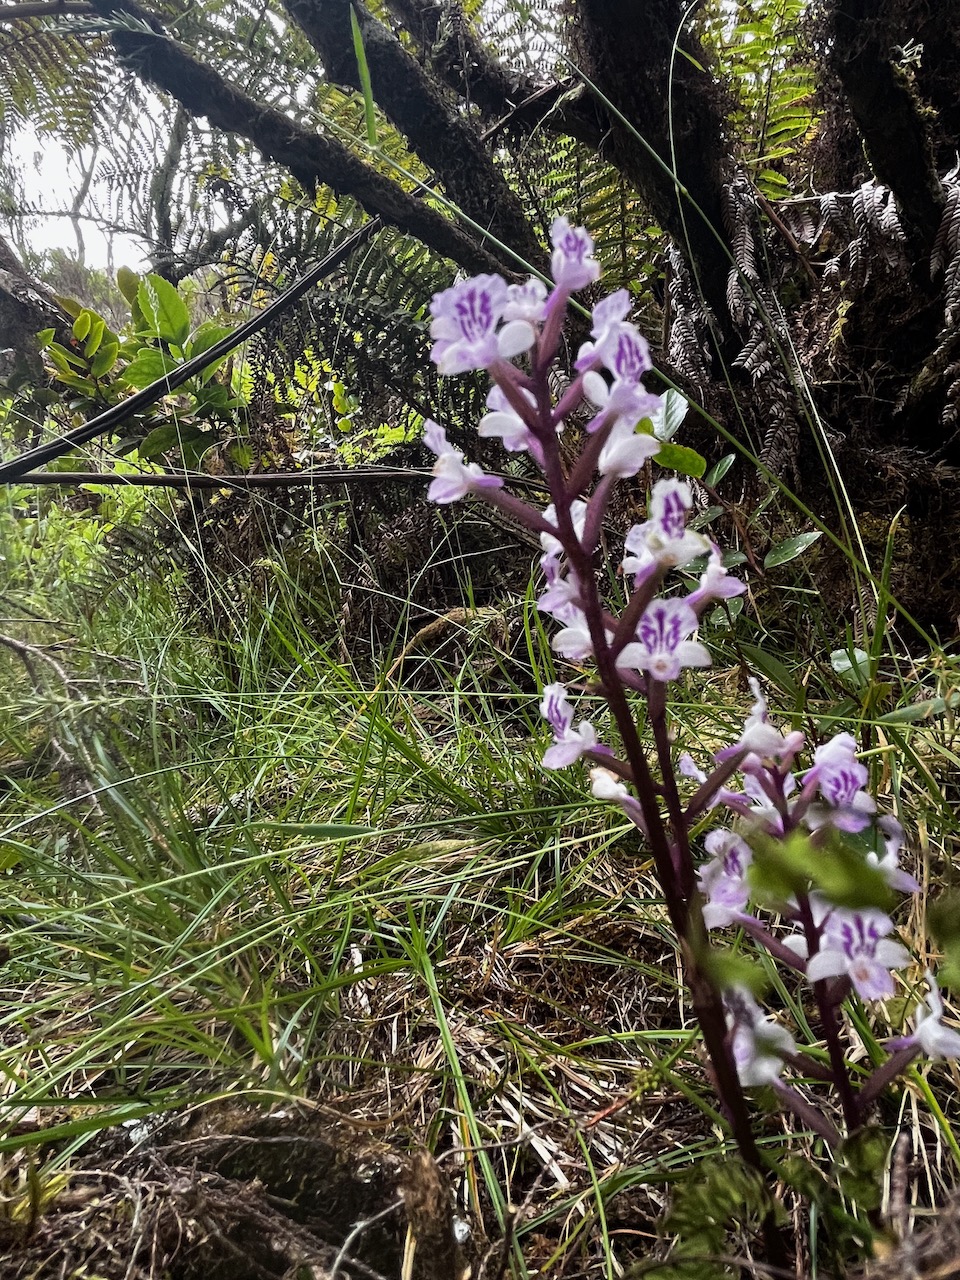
[418,216,958,1162]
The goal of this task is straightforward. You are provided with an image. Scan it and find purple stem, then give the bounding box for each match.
[684,749,750,822]
[737,916,808,973]
[648,678,695,897]
[552,370,590,425]
[479,486,555,537]
[583,749,636,784]
[610,565,667,660]
[771,1079,842,1147]
[564,411,619,498]
[858,1045,920,1108]
[783,1050,840,1084]
[796,893,861,1132]
[526,346,786,1266]
[581,474,618,555]
[535,286,572,374]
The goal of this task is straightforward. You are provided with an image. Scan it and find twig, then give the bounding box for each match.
[329,1198,405,1280]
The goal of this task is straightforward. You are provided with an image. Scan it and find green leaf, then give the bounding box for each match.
[84,315,106,358]
[90,341,119,379]
[137,273,191,346]
[53,371,97,394]
[116,266,141,306]
[139,422,207,459]
[650,388,689,440]
[877,692,960,724]
[831,647,870,691]
[704,453,735,487]
[929,893,960,990]
[187,322,234,383]
[36,328,55,351]
[46,342,85,373]
[350,3,378,147]
[654,441,706,477]
[72,310,92,342]
[737,642,801,700]
[120,348,181,389]
[763,530,821,568]
[180,429,220,470]
[188,322,233,359]
[748,827,893,912]
[836,1129,887,1213]
[250,821,377,837]
[54,294,83,319]
[699,945,766,995]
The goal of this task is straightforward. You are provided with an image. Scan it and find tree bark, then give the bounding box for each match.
[0,234,73,381]
[828,0,945,267]
[572,0,737,352]
[284,0,544,268]
[381,0,607,149]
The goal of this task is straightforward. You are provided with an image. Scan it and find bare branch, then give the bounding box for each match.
[383,0,606,148]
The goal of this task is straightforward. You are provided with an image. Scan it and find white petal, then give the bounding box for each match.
[875,940,911,971]
[614,642,648,670]
[919,1021,960,1058]
[582,370,610,407]
[676,640,712,669]
[497,319,536,360]
[806,948,848,983]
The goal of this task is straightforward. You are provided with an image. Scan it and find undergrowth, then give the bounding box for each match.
[0,464,958,1278]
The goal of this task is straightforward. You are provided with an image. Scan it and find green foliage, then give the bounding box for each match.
[763,530,822,568]
[29,269,249,468]
[778,1151,877,1264]
[653,1158,776,1280]
[748,826,894,912]
[928,893,960,991]
[698,0,815,198]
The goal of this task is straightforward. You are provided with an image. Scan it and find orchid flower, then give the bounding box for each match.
[617,599,711,682]
[725,988,796,1087]
[540,683,607,768]
[888,972,960,1059]
[698,829,755,929]
[423,421,503,504]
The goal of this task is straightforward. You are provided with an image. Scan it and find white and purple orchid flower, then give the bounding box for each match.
[617,598,711,683]
[429,274,537,375]
[787,905,911,1001]
[698,828,754,929]
[540,682,606,768]
[725,988,796,1087]
[804,732,876,832]
[419,216,951,1141]
[622,479,708,575]
[888,972,960,1059]
[550,215,601,291]
[423,420,503,504]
